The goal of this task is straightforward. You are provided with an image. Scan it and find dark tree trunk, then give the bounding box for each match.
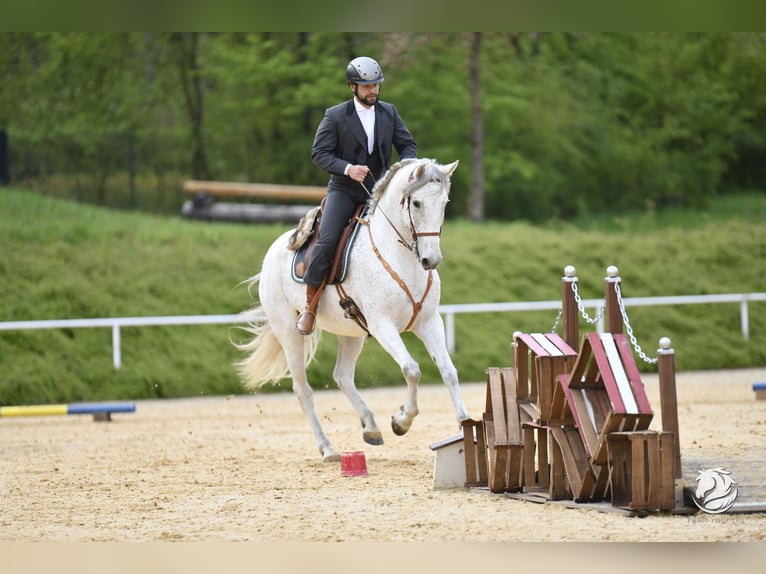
[467,32,485,222]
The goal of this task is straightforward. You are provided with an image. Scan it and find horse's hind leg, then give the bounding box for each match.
[334,335,383,446]
[274,322,340,462]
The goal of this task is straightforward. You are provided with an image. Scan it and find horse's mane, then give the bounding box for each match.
[368,158,443,214]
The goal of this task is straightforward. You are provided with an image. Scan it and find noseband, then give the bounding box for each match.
[400,194,442,260]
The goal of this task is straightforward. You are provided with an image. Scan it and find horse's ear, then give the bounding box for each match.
[442,160,459,178]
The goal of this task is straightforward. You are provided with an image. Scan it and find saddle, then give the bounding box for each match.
[290,198,366,285]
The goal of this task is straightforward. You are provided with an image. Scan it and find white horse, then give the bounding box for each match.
[235,158,470,462]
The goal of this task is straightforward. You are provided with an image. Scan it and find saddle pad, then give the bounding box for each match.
[291,206,366,285]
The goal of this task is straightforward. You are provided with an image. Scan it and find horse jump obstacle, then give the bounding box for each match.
[0,402,136,422]
[181,180,326,223]
[454,265,682,513]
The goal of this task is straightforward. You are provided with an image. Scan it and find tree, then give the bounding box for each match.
[168,32,210,180]
[467,32,485,221]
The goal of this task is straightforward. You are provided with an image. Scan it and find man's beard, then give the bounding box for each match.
[355,90,377,107]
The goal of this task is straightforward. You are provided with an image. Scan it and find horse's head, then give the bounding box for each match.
[398,159,458,270]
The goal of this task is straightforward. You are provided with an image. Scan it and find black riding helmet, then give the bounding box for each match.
[346,57,384,85]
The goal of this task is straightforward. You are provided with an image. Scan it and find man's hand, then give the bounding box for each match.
[347,165,370,183]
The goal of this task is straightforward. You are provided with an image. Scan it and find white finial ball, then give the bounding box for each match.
[606,265,619,277]
[512,331,522,340]
[564,265,576,277]
[659,336,672,349]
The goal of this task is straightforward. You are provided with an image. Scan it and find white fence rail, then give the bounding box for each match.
[1,293,764,369]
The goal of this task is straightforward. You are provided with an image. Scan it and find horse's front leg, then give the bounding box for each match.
[371,323,421,436]
[334,335,383,446]
[413,313,470,426]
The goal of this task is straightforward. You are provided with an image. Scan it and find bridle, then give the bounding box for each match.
[361,172,444,255]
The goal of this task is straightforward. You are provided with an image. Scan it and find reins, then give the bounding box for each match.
[348,171,441,331]
[358,217,433,332]
[360,178,413,250]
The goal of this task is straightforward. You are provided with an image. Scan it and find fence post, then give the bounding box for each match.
[445,311,455,354]
[112,323,122,369]
[604,265,623,335]
[657,336,682,480]
[740,299,750,340]
[561,265,579,351]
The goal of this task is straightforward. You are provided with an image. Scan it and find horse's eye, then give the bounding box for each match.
[413,200,422,209]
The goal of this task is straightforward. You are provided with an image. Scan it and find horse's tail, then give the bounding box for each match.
[233,274,322,390]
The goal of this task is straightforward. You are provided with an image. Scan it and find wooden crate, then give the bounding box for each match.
[521,419,550,491]
[513,333,578,424]
[562,333,654,465]
[607,431,675,511]
[461,419,488,488]
[483,367,524,493]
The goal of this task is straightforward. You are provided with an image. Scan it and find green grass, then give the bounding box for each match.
[1,188,765,405]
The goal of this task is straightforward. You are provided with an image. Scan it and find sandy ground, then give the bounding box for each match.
[1,368,765,543]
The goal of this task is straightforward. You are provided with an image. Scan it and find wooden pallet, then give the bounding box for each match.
[521,419,549,491]
[461,418,488,488]
[513,333,578,424]
[608,431,676,511]
[483,367,524,493]
[562,333,654,465]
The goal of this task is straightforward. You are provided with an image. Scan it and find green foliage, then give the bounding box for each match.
[3,33,766,220]
[1,188,764,405]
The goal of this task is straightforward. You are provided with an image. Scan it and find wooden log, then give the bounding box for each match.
[183,180,327,202]
[181,200,314,224]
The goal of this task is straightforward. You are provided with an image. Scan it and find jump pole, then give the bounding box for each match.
[0,402,136,422]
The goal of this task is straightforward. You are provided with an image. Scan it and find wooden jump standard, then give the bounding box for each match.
[457,265,682,513]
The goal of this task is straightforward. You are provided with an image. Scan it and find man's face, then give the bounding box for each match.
[351,82,380,108]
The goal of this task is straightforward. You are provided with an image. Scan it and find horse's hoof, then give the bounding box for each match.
[391,417,409,436]
[363,430,384,446]
[322,449,341,463]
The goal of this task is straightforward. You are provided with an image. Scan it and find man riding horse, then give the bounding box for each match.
[297,56,418,335]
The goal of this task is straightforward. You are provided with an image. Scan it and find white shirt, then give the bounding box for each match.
[354,98,375,154]
[344,99,376,176]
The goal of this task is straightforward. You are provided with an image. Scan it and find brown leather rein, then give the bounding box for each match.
[359,216,434,332]
[355,177,443,332]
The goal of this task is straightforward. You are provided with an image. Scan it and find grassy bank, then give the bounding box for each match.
[1,188,764,405]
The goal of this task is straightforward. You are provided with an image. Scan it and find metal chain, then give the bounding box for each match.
[550,308,563,333]
[572,281,605,324]
[551,281,605,332]
[614,281,658,364]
